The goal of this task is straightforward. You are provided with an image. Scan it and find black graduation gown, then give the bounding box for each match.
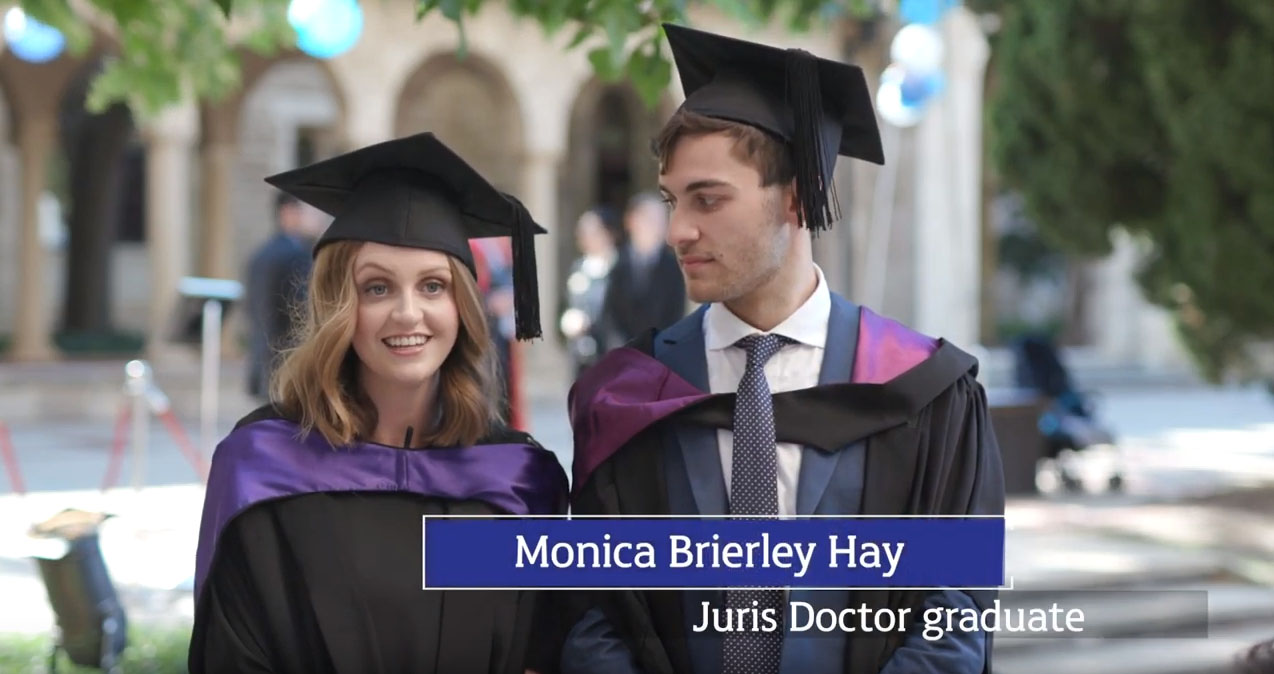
[192,493,556,674]
[567,325,1006,674]
[189,408,570,674]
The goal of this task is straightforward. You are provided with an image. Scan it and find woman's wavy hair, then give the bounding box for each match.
[270,240,500,448]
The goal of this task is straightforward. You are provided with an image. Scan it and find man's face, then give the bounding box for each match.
[625,201,667,252]
[659,133,795,305]
[576,212,614,257]
[278,203,303,233]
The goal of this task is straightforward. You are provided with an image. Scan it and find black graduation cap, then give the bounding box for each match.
[264,132,544,340]
[663,22,884,232]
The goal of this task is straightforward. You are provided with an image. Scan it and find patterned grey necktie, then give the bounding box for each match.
[722,333,790,674]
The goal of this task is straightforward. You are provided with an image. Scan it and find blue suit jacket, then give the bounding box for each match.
[562,294,986,674]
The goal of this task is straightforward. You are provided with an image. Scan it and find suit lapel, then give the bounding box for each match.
[654,306,728,516]
[654,295,863,516]
[795,294,861,515]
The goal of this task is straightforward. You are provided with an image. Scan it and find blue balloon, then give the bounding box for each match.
[928,70,947,98]
[290,0,363,60]
[3,8,67,64]
[899,70,946,108]
[899,71,929,107]
[899,0,959,26]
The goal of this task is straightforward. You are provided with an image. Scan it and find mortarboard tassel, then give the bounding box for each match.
[509,196,542,341]
[785,49,840,233]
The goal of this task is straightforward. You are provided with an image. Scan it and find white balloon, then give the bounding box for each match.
[890,23,944,72]
[287,0,323,26]
[880,63,907,89]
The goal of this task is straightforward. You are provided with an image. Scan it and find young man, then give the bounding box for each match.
[563,23,1004,674]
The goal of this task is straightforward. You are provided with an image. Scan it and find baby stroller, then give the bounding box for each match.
[1012,334,1124,492]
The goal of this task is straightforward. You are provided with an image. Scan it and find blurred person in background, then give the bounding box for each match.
[559,207,619,377]
[244,192,323,402]
[470,236,527,429]
[191,133,566,674]
[596,192,686,351]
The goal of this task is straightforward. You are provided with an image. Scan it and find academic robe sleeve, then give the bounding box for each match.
[563,402,688,674]
[189,519,277,673]
[561,458,659,674]
[874,373,1004,674]
[561,607,645,674]
[878,591,985,674]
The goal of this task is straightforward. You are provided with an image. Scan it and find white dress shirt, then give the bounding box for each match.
[703,265,830,517]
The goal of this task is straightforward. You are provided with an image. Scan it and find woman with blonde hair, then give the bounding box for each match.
[189,133,567,674]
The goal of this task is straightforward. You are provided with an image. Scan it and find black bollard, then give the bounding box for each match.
[30,509,128,673]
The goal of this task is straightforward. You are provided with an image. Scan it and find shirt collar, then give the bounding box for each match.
[705,265,830,351]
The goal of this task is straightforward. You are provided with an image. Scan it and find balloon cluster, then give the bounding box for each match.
[3,7,66,64]
[288,0,364,60]
[876,0,958,127]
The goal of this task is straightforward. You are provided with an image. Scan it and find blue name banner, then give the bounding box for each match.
[422,517,1004,589]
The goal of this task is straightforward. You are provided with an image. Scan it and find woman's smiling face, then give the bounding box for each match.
[350,243,460,391]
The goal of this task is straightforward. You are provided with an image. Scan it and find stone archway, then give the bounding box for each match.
[558,79,671,299]
[231,57,345,268]
[56,58,139,339]
[394,52,524,192]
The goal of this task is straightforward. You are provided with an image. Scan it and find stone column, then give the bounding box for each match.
[1088,229,1188,372]
[3,50,89,360]
[198,139,236,280]
[197,98,253,358]
[141,103,199,359]
[198,117,241,358]
[818,159,859,299]
[912,7,989,348]
[335,76,395,152]
[519,147,570,405]
[843,23,889,305]
[324,0,417,152]
[11,115,58,361]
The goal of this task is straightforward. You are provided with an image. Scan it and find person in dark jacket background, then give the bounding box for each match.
[597,192,686,352]
[244,191,324,401]
[559,206,619,377]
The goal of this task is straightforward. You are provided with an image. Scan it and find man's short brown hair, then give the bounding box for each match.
[653,109,794,187]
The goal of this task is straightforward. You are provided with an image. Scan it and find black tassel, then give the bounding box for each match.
[511,200,542,341]
[785,49,840,233]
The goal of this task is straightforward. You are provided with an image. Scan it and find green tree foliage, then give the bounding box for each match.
[15,0,295,114]
[15,0,876,116]
[985,0,1274,380]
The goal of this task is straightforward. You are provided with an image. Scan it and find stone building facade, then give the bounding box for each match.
[0,2,1192,387]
